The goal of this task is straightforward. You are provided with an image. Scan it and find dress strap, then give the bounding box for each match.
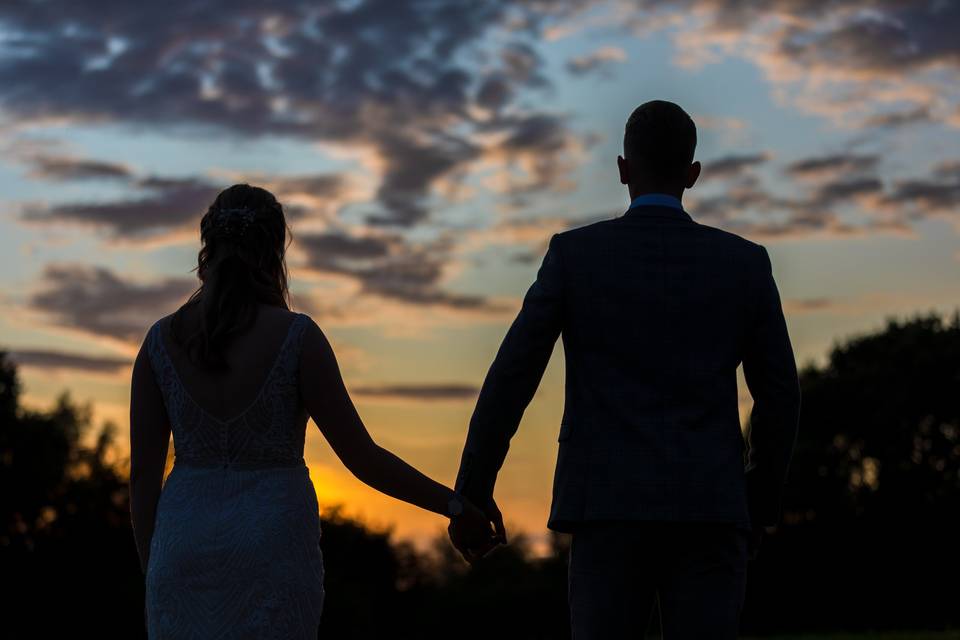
[283,312,310,375]
[145,319,169,391]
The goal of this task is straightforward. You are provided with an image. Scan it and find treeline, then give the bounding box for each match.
[1,311,958,638]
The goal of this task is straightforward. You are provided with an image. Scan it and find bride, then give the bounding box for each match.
[129,183,501,638]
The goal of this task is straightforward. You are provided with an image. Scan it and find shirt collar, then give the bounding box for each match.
[628,193,684,211]
[622,192,693,222]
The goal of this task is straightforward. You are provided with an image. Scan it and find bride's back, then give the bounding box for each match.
[147,302,311,469]
[158,303,302,423]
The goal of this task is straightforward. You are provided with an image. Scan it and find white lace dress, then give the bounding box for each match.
[144,312,324,638]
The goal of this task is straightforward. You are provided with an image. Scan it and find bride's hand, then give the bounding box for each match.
[447,497,502,565]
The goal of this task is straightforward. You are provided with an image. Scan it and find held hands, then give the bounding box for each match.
[447,495,507,565]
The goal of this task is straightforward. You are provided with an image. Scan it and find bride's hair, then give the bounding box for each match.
[170,183,293,372]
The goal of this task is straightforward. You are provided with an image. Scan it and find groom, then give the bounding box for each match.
[449,100,801,638]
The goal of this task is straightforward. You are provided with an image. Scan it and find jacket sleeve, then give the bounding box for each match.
[454,233,566,505]
[742,244,802,527]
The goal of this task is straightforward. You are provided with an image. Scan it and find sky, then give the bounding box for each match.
[2,0,959,553]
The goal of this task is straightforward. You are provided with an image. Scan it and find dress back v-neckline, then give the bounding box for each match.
[154,312,304,424]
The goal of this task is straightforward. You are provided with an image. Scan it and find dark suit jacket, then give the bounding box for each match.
[454,203,801,532]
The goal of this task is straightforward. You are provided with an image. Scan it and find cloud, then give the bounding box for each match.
[351,383,479,401]
[28,263,196,342]
[269,173,349,198]
[879,169,960,217]
[565,46,627,77]
[19,176,221,241]
[468,208,618,256]
[16,155,504,321]
[811,177,884,205]
[228,170,360,225]
[18,167,353,242]
[500,40,551,89]
[21,153,132,181]
[686,180,782,224]
[770,5,960,76]
[6,348,130,374]
[366,131,482,227]
[485,166,905,251]
[716,215,905,241]
[865,158,960,222]
[753,3,960,127]
[687,171,907,240]
[477,112,592,209]
[0,1,585,229]
[474,74,513,112]
[296,230,500,312]
[862,106,933,129]
[785,153,880,180]
[783,297,834,314]
[608,0,960,129]
[783,290,955,319]
[699,152,769,182]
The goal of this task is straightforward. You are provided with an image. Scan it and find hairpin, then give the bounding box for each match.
[212,206,256,237]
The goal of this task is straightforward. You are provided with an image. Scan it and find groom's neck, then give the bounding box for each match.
[628,182,684,202]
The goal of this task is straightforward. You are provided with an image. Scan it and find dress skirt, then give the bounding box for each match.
[145,461,325,639]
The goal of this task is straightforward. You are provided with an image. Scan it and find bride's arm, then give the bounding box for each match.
[298,316,475,518]
[129,339,172,575]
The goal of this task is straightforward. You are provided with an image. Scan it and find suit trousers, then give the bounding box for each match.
[567,520,750,639]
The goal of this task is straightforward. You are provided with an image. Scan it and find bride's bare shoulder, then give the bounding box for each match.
[296,311,325,341]
[296,312,338,362]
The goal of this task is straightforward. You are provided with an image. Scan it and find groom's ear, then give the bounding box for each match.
[685,160,701,189]
[617,155,630,185]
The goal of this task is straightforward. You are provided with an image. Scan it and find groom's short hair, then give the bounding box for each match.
[624,100,697,185]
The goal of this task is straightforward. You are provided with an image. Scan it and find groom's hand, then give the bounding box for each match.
[469,494,507,545]
[447,497,504,565]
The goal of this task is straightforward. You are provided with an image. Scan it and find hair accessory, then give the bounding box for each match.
[212,206,256,237]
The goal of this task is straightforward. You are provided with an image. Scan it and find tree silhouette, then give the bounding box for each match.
[2,310,959,637]
[741,311,960,634]
[0,348,143,636]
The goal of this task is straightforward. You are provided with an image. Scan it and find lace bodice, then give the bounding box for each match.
[145,312,310,469]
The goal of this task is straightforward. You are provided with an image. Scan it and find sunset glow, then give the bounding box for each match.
[3,0,960,552]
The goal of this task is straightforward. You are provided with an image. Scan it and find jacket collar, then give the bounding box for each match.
[621,203,694,223]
